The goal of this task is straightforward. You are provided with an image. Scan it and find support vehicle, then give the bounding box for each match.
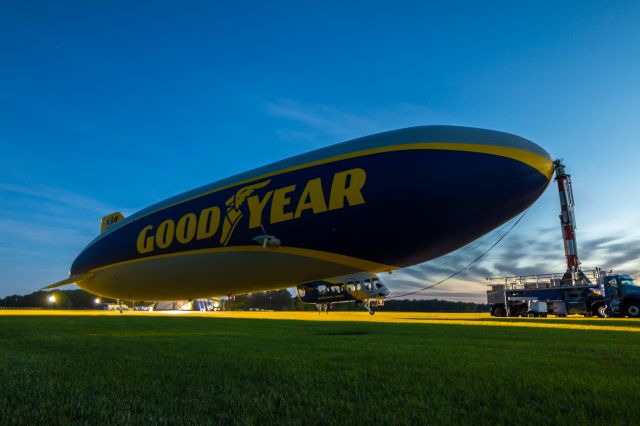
[487,269,640,318]
[487,160,638,318]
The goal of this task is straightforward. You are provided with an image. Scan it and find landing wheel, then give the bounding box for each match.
[369,310,375,316]
[624,302,640,318]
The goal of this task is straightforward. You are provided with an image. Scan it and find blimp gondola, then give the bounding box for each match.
[45,125,554,300]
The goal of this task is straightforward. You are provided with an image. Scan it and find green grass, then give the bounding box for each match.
[1,316,640,425]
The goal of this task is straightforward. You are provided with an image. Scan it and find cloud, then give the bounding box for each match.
[265,100,381,142]
[583,237,640,271]
[0,182,116,215]
[383,223,640,303]
[0,218,89,247]
[265,99,462,144]
[0,181,127,297]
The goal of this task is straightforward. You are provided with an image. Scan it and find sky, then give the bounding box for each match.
[1,1,639,301]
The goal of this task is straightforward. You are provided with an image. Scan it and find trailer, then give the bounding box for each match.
[487,269,640,317]
[486,160,639,318]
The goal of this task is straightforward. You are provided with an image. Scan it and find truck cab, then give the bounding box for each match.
[599,274,640,317]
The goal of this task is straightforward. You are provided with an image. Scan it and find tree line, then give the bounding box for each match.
[0,289,489,312]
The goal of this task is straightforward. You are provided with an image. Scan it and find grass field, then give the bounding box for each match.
[1,311,640,425]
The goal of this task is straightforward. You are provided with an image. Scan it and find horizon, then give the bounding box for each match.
[2,1,640,301]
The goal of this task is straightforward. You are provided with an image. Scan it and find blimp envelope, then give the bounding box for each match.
[48,125,553,300]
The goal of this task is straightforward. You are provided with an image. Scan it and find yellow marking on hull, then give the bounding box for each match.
[96,142,552,237]
[416,143,554,180]
[171,143,553,211]
[88,246,398,275]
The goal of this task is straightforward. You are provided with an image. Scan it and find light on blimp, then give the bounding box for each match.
[48,295,56,303]
[95,297,101,304]
[213,301,219,308]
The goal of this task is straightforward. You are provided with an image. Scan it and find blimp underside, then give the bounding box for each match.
[63,126,553,301]
[79,249,390,300]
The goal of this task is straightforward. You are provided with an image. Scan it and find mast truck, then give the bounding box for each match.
[487,160,639,318]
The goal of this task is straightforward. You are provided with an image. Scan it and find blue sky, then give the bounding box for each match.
[1,1,639,300]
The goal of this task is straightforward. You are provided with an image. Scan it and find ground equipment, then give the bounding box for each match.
[487,270,639,317]
[487,160,639,317]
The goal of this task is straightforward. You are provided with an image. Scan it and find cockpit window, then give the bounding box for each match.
[297,288,306,297]
[317,284,327,294]
[621,277,637,286]
[364,279,372,290]
[375,282,383,289]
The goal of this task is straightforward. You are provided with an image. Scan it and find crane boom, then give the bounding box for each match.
[554,160,580,273]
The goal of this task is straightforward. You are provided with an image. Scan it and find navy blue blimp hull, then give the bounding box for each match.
[71,126,553,300]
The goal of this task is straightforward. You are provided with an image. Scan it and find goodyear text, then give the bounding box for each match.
[136,168,366,254]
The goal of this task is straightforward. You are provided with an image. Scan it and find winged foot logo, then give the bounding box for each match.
[220,179,271,246]
[136,168,366,255]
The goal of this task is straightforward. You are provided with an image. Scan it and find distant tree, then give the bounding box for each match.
[0,289,101,309]
[245,290,294,310]
[286,297,489,312]
[381,299,490,313]
[0,289,489,313]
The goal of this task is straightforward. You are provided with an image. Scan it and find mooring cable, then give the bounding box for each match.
[385,209,530,300]
[407,226,505,286]
[414,218,517,284]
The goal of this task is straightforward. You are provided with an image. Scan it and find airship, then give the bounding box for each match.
[46,125,553,304]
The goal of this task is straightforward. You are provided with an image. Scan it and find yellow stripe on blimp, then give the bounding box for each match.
[162,142,553,215]
[90,245,398,275]
[415,143,554,180]
[94,142,553,238]
[323,143,554,180]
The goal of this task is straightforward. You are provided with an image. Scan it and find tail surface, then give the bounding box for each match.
[101,212,125,233]
[42,272,94,290]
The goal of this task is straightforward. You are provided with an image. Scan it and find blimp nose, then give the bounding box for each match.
[509,145,554,183]
[375,126,555,267]
[455,127,554,184]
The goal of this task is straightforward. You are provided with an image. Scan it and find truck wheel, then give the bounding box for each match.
[624,302,640,318]
[596,305,612,318]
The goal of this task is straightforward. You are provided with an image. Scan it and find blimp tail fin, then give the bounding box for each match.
[101,212,125,233]
[42,272,95,290]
